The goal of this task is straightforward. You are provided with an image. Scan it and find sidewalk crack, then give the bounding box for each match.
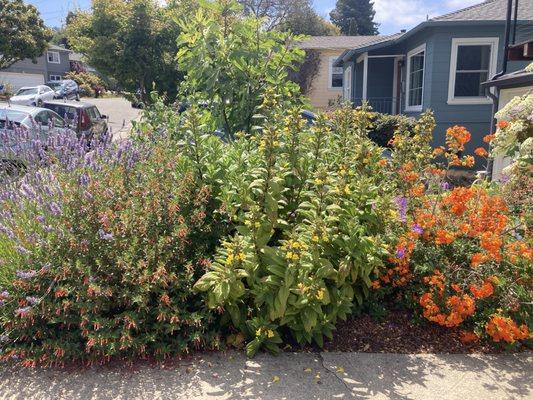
[316,352,352,397]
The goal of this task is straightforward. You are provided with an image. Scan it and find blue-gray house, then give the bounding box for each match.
[335,0,533,152]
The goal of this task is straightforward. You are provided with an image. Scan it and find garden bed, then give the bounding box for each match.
[321,308,525,354]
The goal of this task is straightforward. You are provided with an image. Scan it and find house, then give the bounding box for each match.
[334,0,533,153]
[481,37,533,180]
[298,36,393,109]
[0,44,72,91]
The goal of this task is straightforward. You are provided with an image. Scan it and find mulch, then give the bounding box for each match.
[320,308,523,354]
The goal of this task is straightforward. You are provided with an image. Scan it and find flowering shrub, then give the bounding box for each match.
[194,103,395,356]
[0,130,223,365]
[373,120,532,347]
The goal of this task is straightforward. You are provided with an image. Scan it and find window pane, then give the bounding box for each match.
[332,73,343,88]
[408,51,424,107]
[454,71,488,97]
[456,45,491,71]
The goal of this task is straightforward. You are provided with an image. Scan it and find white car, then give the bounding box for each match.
[9,85,55,107]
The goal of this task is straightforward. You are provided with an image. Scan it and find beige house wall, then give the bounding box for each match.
[306,49,344,110]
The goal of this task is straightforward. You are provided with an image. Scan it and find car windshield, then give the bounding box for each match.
[48,82,62,89]
[15,88,38,96]
[0,109,28,123]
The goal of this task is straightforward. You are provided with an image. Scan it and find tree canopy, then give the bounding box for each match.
[330,0,379,35]
[0,0,52,69]
[66,0,183,101]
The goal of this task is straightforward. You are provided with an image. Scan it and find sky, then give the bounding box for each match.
[29,0,483,34]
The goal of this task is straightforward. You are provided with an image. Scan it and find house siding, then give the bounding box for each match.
[3,48,71,84]
[307,49,344,109]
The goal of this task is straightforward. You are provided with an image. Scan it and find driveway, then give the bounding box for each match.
[0,352,530,399]
[82,96,142,140]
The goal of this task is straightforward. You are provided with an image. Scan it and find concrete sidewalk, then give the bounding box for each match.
[0,351,530,399]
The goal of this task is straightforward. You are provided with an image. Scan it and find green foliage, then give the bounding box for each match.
[0,136,225,365]
[0,0,52,69]
[66,0,183,102]
[368,113,416,149]
[64,71,105,97]
[193,103,394,356]
[176,0,305,137]
[330,0,379,35]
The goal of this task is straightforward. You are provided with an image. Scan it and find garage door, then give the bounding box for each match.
[0,72,45,92]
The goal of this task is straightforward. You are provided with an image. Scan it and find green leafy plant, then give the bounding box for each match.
[194,103,394,356]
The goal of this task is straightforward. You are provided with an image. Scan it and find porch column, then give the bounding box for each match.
[362,52,368,101]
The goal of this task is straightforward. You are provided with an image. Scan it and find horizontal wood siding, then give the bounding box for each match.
[307,49,344,109]
[3,50,71,82]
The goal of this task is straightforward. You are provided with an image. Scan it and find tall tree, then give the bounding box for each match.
[0,0,52,69]
[330,0,379,35]
[66,0,183,101]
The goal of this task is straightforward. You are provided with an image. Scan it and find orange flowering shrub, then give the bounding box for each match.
[374,115,532,347]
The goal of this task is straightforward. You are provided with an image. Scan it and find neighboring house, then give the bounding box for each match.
[481,39,533,180]
[334,0,533,153]
[298,36,391,109]
[0,44,72,91]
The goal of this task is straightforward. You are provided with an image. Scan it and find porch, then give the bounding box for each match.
[343,53,406,115]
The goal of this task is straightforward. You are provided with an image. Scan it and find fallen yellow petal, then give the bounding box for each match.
[336,367,345,373]
[303,368,312,373]
[272,375,280,383]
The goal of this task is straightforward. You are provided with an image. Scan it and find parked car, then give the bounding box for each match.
[0,104,67,176]
[0,103,65,131]
[47,80,80,101]
[43,100,108,144]
[9,85,56,107]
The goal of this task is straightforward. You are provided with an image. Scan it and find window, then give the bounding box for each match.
[448,37,498,104]
[405,44,425,112]
[47,51,60,64]
[329,57,343,89]
[49,74,62,81]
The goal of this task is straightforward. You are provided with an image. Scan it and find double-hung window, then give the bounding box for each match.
[47,51,60,64]
[448,37,498,104]
[329,56,344,89]
[405,44,425,112]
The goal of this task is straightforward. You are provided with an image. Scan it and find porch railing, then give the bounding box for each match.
[352,97,398,114]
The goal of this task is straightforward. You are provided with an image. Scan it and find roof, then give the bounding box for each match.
[335,0,533,65]
[481,67,533,89]
[48,44,72,53]
[431,0,533,22]
[298,36,385,50]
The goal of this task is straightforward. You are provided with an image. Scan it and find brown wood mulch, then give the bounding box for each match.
[320,308,528,354]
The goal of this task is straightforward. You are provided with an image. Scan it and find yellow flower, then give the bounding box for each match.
[339,168,347,176]
[316,289,325,300]
[312,235,319,242]
[237,252,246,262]
[344,186,351,195]
[226,254,235,265]
[314,178,324,185]
[254,222,260,228]
[291,253,300,261]
[256,328,262,337]
[297,282,306,292]
[267,330,275,338]
[286,251,294,259]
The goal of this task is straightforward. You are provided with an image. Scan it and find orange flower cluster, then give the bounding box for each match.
[435,229,455,245]
[399,162,420,183]
[469,280,494,299]
[474,147,488,157]
[483,134,495,143]
[420,290,476,328]
[380,236,415,287]
[485,315,530,343]
[460,330,480,344]
[446,125,471,152]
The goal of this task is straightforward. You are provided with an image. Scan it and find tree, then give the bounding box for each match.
[280,4,340,36]
[330,0,379,35]
[66,0,183,101]
[0,0,52,69]
[177,0,304,137]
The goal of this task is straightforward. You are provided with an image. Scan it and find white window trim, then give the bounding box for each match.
[447,37,499,105]
[405,43,426,112]
[49,74,62,81]
[343,65,352,102]
[47,51,60,64]
[328,56,343,90]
